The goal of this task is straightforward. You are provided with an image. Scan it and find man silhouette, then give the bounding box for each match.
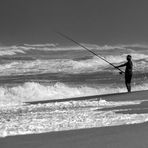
[116,55,133,92]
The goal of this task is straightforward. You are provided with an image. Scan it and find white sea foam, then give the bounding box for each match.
[0,80,148,137]
[0,100,148,137]
[0,82,148,107]
[24,43,57,47]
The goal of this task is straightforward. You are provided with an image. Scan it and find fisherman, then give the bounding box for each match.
[116,55,133,92]
[56,32,133,92]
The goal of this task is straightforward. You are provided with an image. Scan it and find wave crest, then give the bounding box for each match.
[1,52,148,76]
[0,82,148,107]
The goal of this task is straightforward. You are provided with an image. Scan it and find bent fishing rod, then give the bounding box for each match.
[56,31,124,74]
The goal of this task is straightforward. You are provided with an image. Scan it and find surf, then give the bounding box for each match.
[0,82,148,107]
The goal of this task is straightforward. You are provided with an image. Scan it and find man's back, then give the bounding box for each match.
[125,60,133,74]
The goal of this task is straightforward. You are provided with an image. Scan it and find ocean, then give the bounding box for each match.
[1,43,148,137]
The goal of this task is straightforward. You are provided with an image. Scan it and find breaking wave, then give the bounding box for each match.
[0,82,148,107]
[0,53,148,76]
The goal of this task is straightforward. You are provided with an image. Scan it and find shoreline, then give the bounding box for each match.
[1,89,148,148]
[26,89,148,104]
[1,122,148,148]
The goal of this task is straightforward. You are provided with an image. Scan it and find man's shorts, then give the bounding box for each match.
[125,74,132,83]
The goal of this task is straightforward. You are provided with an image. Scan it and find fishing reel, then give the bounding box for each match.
[119,71,123,75]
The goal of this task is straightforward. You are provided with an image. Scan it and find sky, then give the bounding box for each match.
[0,0,148,45]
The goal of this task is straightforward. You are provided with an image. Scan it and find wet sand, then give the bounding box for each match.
[1,90,148,148]
[1,123,148,148]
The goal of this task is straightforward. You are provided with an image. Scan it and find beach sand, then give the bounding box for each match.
[1,90,148,148]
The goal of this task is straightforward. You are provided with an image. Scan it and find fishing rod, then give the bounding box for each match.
[56,31,124,74]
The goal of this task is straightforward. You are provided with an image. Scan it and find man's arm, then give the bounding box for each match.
[116,63,127,68]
